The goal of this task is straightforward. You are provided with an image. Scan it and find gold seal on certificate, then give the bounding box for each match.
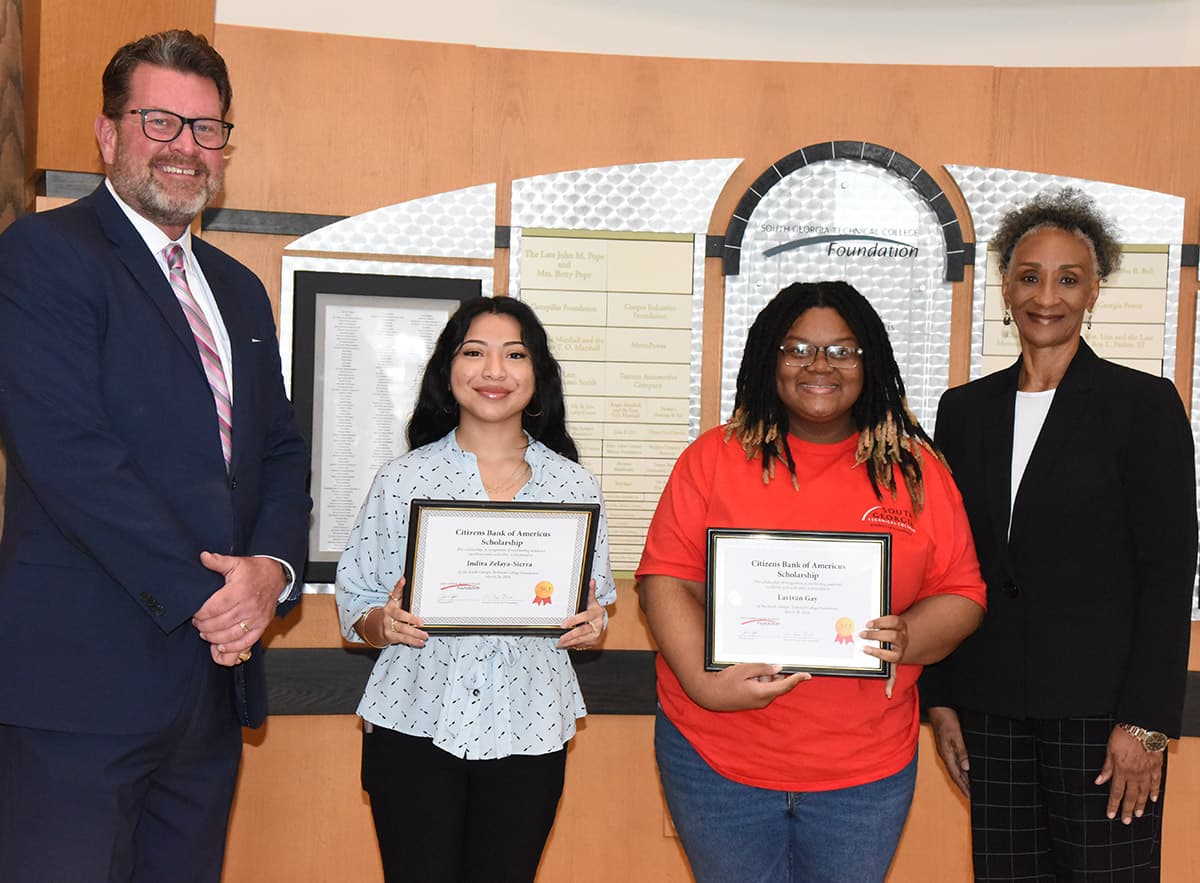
[402,499,600,635]
[705,529,892,678]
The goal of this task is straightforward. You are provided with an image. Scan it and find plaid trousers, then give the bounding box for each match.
[958,709,1165,882]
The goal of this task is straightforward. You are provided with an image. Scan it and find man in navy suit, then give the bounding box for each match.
[0,30,311,882]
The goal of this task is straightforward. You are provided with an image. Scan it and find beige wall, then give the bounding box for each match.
[212,0,1200,68]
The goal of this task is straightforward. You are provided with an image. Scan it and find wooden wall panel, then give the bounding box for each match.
[1178,273,1196,402]
[225,714,694,883]
[0,0,23,230]
[537,716,691,883]
[201,230,292,318]
[994,68,1200,232]
[18,0,36,191]
[224,715,979,883]
[891,727,975,881]
[262,593,343,650]
[1163,738,1200,881]
[993,67,1200,400]
[19,19,1200,883]
[211,26,478,217]
[225,715,380,881]
[31,0,213,174]
[470,52,998,243]
[212,25,998,237]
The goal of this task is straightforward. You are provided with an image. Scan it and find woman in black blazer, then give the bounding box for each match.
[921,189,1197,881]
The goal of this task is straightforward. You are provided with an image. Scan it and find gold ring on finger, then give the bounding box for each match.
[238,621,249,634]
[237,649,252,663]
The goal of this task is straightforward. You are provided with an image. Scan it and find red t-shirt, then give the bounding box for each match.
[636,427,986,791]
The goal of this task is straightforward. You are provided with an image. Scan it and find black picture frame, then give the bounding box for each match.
[291,270,482,583]
[402,498,600,635]
[705,528,892,678]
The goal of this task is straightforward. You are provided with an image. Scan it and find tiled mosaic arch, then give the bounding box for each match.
[722,141,967,281]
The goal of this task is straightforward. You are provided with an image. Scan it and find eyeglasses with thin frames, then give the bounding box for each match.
[127,108,233,150]
[778,342,863,369]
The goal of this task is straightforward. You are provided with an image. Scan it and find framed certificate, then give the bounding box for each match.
[705,529,892,678]
[402,499,601,635]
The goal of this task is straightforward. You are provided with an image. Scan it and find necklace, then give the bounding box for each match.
[482,458,530,495]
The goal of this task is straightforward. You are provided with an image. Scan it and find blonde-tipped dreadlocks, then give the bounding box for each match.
[726,281,944,514]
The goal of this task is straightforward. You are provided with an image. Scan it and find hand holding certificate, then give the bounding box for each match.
[705,529,892,678]
[402,499,600,635]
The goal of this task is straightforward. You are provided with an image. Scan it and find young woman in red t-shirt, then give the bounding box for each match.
[637,281,986,883]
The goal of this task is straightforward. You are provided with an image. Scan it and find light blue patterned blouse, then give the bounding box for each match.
[335,430,615,759]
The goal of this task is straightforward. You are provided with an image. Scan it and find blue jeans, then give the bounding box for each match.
[655,707,917,883]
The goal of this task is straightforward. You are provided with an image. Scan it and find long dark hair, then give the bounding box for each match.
[727,281,940,511]
[407,297,578,461]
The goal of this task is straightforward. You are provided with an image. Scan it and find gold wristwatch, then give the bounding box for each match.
[1119,723,1168,752]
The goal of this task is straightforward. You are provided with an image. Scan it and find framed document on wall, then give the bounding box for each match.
[291,271,482,583]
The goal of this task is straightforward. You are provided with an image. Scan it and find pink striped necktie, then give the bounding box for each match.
[164,244,233,468]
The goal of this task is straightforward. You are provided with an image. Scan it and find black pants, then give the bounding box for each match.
[362,724,567,883]
[959,709,1166,882]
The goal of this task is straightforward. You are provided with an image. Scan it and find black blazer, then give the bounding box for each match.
[921,342,1197,736]
[0,184,311,733]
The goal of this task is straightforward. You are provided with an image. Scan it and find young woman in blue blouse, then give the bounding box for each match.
[336,296,614,882]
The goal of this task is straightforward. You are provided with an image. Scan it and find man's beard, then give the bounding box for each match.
[107,140,223,229]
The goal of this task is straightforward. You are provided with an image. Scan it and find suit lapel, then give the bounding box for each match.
[983,361,1020,557]
[90,186,207,377]
[1009,343,1099,547]
[92,185,243,471]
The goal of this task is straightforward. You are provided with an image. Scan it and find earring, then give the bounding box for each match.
[1086,311,1093,331]
[1002,305,1012,326]
[442,402,458,414]
[524,402,543,418]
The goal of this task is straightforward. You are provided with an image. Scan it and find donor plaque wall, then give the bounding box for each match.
[518,230,695,573]
[281,152,1196,590]
[509,159,741,573]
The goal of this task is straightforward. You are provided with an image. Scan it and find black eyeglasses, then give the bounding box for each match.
[127,108,233,150]
[778,342,863,369]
